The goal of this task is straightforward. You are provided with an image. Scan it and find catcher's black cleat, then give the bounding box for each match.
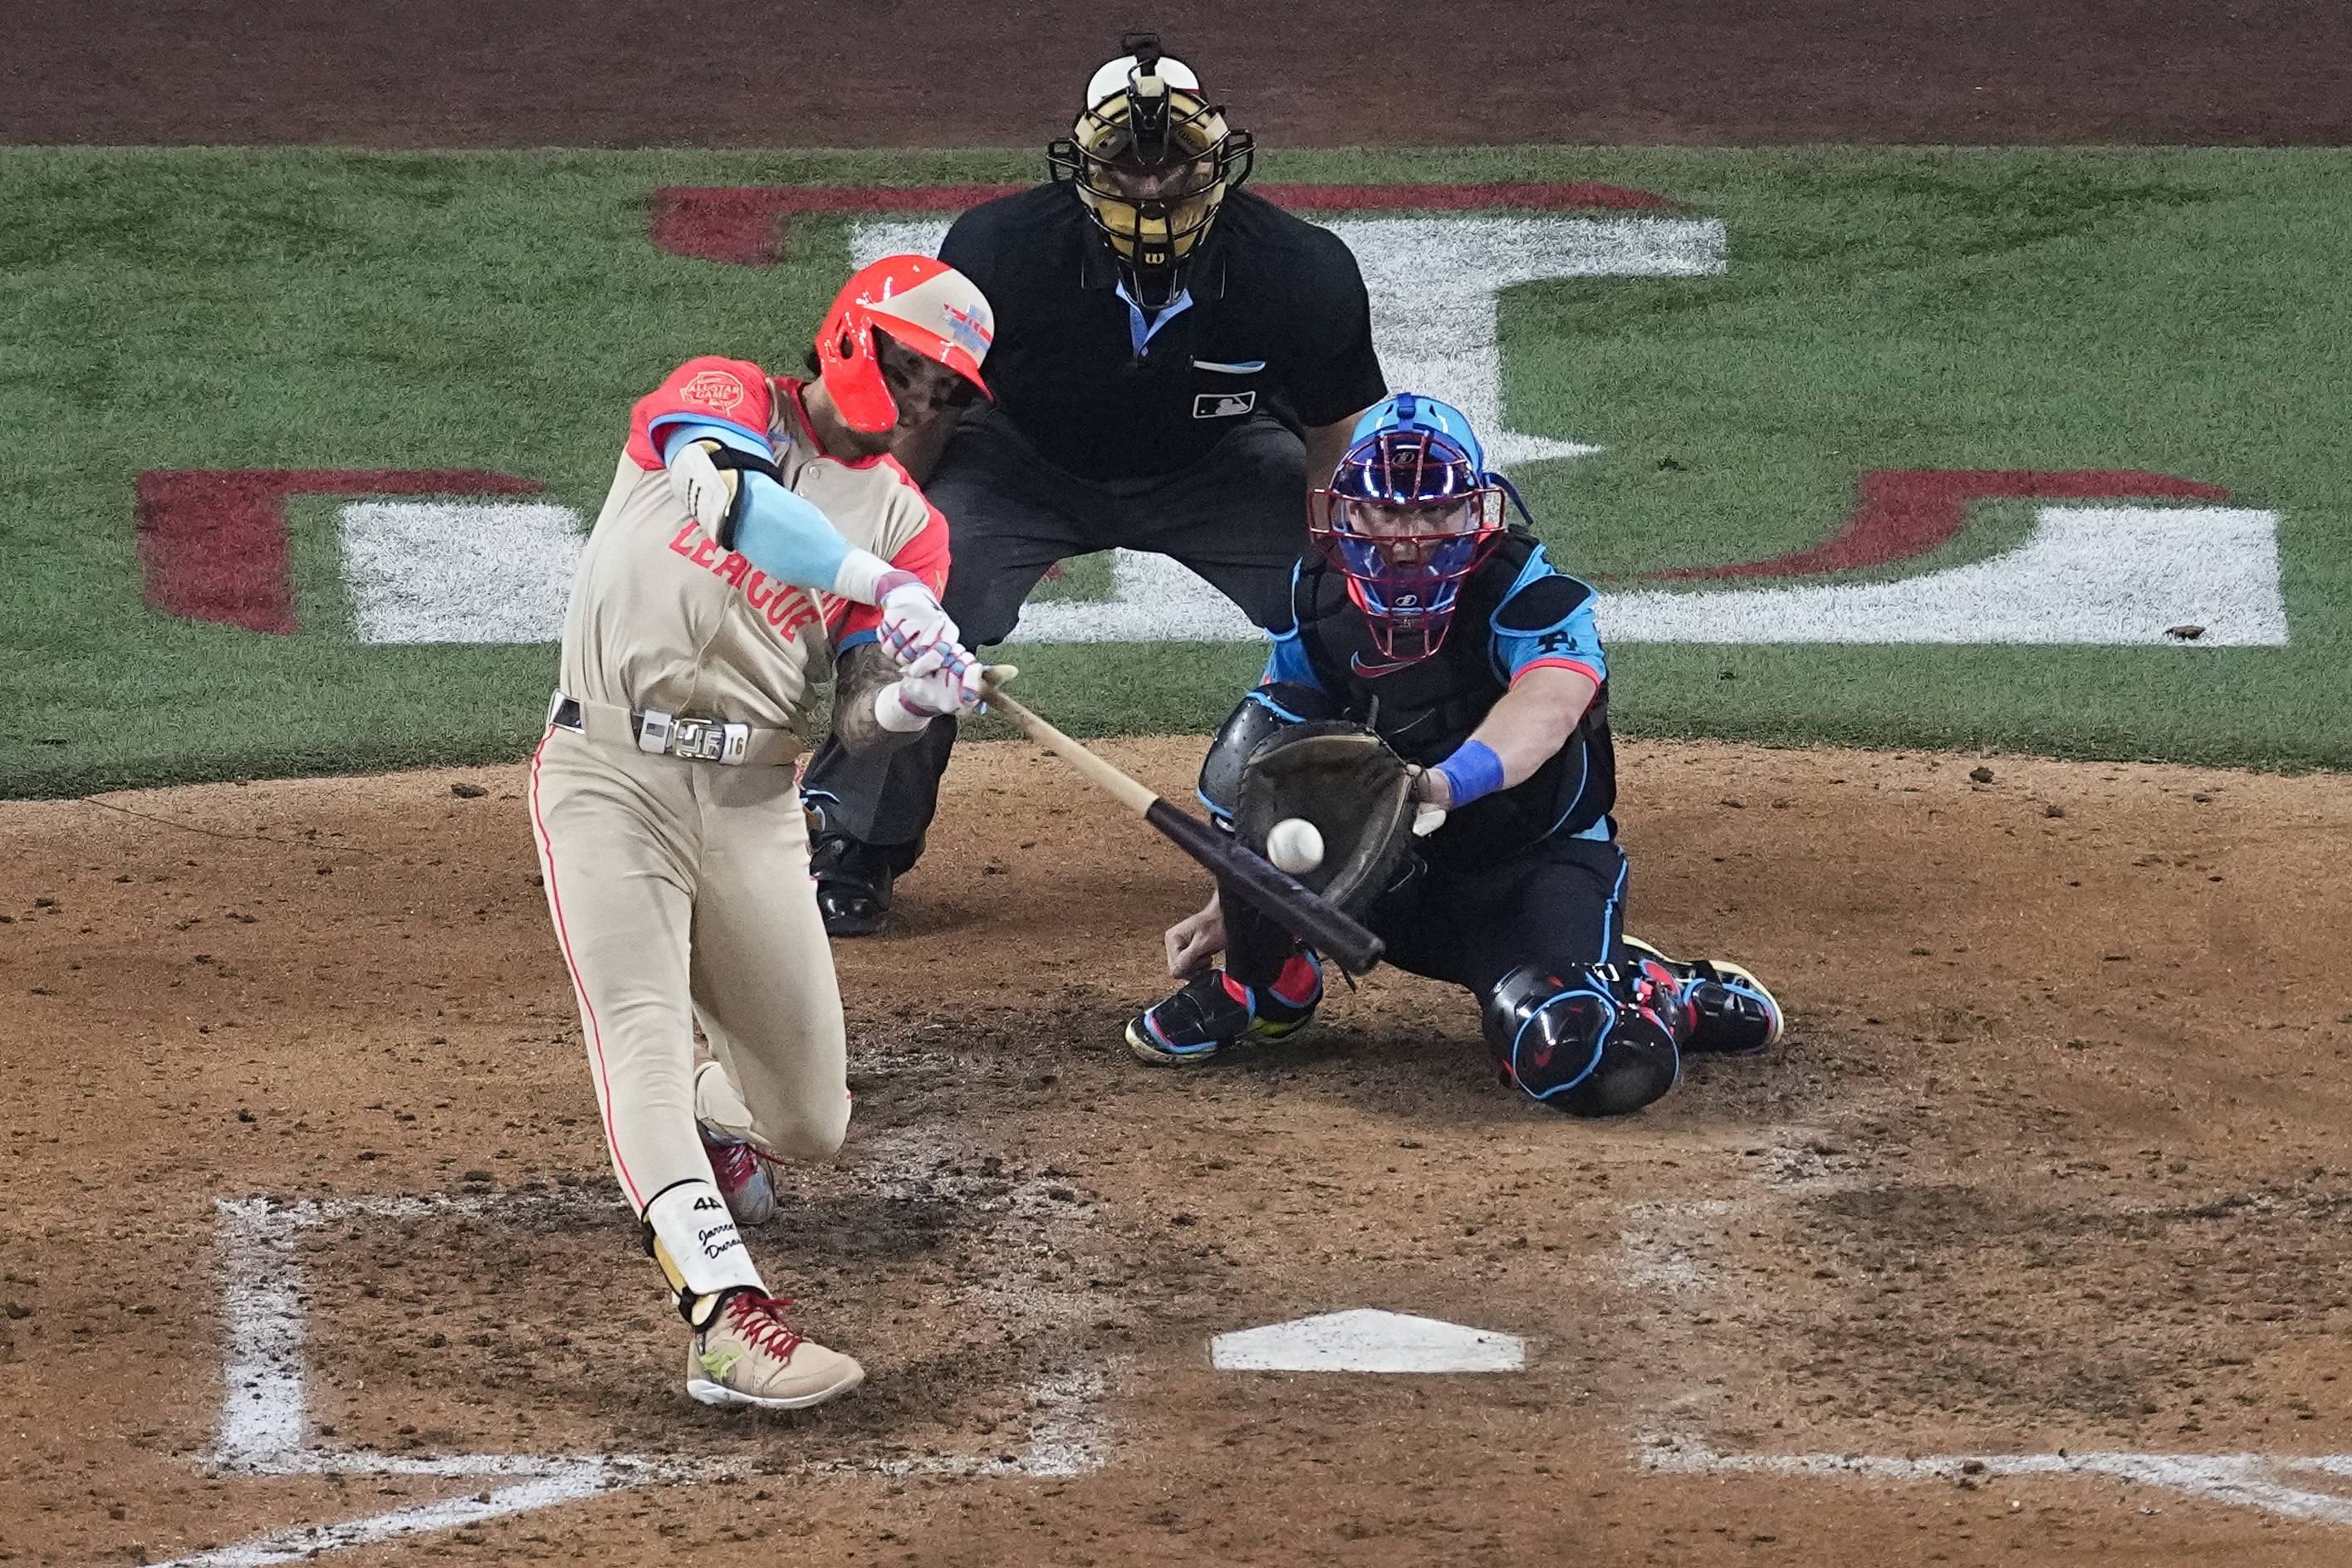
[1620,937,1783,1056]
[810,833,909,938]
[1125,957,1323,1066]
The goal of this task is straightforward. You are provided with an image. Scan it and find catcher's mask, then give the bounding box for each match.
[814,254,993,436]
[1310,393,1511,664]
[1047,32,1255,309]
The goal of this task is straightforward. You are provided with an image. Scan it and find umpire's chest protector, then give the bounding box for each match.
[1292,533,1617,866]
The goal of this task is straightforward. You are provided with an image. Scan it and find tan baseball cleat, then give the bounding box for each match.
[685,1291,865,1410]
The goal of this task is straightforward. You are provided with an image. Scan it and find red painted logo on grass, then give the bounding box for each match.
[649,182,1680,267]
[1653,470,2233,580]
[137,470,546,634]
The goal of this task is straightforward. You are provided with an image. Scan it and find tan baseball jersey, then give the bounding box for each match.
[559,355,951,736]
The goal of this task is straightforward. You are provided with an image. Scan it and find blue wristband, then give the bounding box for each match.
[1433,739,1506,809]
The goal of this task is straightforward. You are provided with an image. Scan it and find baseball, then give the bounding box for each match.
[1267,816,1325,875]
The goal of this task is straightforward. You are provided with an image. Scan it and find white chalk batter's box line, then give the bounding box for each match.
[148,1192,1110,1568]
[141,1169,2352,1566]
[1643,1435,2352,1528]
[1612,1134,2352,1532]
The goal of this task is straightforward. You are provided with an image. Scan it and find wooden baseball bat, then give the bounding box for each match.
[981,667,1386,975]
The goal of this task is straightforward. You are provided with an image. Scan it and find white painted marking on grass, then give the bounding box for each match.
[1642,1436,2352,1529]
[854,215,1727,472]
[1210,1308,1525,1373]
[1328,216,1726,468]
[1602,506,2289,645]
[850,220,951,268]
[341,501,583,643]
[1005,547,1261,644]
[991,503,2289,649]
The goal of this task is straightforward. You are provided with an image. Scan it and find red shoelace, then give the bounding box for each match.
[707,1139,763,1191]
[722,1291,806,1360]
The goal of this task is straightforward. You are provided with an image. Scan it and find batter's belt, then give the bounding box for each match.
[547,690,801,768]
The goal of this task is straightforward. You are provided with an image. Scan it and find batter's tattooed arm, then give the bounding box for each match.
[831,640,934,757]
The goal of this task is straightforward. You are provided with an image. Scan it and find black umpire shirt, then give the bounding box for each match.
[938,184,1387,483]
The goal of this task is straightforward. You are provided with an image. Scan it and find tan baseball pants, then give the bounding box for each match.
[527,726,850,1218]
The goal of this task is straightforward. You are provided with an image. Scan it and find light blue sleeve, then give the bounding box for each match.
[1261,626,1323,691]
[651,413,771,458]
[659,422,857,595]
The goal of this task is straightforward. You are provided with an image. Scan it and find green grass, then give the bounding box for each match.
[1,146,2347,796]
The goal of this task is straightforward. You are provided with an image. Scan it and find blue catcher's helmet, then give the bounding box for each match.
[1308,393,1507,663]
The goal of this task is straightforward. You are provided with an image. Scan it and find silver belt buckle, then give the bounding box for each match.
[638,708,749,764]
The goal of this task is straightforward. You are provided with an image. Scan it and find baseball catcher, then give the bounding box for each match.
[530,255,993,1410]
[1128,393,1784,1114]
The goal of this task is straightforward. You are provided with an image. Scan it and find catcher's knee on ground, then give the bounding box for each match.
[1481,963,1680,1116]
[1620,937,1785,1056]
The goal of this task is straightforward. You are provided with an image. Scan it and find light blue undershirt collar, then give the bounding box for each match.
[1116,282,1193,358]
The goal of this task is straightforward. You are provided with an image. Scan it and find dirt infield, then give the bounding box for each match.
[9,9,2352,1561]
[11,0,2350,146]
[5,738,2352,1565]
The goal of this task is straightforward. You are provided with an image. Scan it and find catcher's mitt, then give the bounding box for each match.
[1232,721,1418,915]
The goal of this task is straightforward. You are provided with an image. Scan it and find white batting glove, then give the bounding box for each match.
[875,576,960,671]
[872,655,987,733]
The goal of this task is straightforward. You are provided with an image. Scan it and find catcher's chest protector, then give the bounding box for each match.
[1292,535,1615,865]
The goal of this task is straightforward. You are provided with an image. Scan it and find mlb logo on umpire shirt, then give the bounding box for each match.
[1193,390,1257,419]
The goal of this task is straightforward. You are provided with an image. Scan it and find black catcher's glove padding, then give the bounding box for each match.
[1232,722,1418,916]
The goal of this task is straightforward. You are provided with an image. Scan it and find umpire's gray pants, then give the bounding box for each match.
[801,405,1309,853]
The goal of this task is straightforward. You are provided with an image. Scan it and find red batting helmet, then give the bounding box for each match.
[814,255,994,434]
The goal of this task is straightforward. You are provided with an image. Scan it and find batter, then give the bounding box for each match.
[529,255,993,1409]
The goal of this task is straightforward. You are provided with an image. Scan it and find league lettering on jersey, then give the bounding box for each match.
[569,366,940,736]
[665,519,833,644]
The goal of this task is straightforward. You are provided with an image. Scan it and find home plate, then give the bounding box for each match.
[1210,1309,1526,1373]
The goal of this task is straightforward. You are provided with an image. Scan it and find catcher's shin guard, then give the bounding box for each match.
[1482,963,1679,1117]
[1198,682,1338,819]
[1620,937,1784,1056]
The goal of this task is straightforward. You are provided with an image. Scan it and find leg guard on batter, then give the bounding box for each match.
[1482,963,1681,1117]
[642,1178,767,1326]
[1620,937,1785,1056]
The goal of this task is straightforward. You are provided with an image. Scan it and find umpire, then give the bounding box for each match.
[801,32,1387,934]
